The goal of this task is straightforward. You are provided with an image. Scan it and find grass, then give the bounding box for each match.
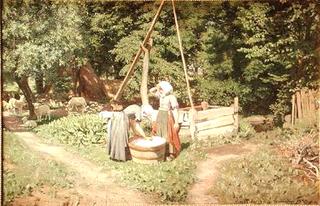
[62,136,204,202]
[210,118,319,204]
[33,114,269,203]
[50,133,245,203]
[35,114,244,203]
[210,148,319,204]
[3,132,75,204]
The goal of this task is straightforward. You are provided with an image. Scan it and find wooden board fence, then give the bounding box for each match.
[179,97,239,139]
[291,88,319,125]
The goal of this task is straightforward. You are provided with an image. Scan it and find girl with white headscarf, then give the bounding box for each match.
[150,81,181,160]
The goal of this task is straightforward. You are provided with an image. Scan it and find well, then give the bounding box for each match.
[178,97,239,139]
[128,136,166,164]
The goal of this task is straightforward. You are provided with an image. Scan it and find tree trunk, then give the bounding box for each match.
[140,39,152,105]
[42,83,52,96]
[35,73,44,94]
[15,75,37,120]
[72,68,81,97]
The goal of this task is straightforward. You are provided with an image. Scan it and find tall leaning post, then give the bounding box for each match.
[113,0,166,102]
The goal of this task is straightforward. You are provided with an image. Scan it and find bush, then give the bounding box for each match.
[211,149,319,204]
[35,114,107,146]
[237,119,256,139]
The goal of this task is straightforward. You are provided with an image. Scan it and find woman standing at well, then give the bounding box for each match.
[150,81,181,161]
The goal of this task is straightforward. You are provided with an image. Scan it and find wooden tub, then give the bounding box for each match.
[128,137,166,164]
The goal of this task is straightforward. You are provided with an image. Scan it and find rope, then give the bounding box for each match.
[172,0,194,109]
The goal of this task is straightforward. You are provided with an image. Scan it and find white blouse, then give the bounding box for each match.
[159,94,179,111]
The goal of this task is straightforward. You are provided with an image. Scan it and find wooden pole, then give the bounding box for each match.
[296,90,302,119]
[301,88,306,118]
[234,97,239,132]
[140,40,152,106]
[291,94,295,125]
[172,0,194,109]
[113,0,166,102]
[172,0,196,139]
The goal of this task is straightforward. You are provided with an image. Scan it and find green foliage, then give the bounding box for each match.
[35,114,106,146]
[3,132,74,203]
[3,1,319,118]
[117,149,200,202]
[270,86,292,126]
[196,78,250,106]
[55,128,241,203]
[211,149,319,204]
[65,138,203,202]
[237,119,256,139]
[139,118,153,137]
[53,76,72,94]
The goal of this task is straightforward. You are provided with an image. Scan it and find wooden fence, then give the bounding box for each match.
[179,97,239,139]
[291,88,319,125]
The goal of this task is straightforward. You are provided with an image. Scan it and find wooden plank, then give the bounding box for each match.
[179,105,218,111]
[306,89,312,118]
[308,90,313,111]
[196,107,234,122]
[300,89,304,119]
[296,91,302,119]
[291,94,295,125]
[197,125,235,139]
[234,97,239,132]
[196,115,234,131]
[189,109,197,140]
[301,88,308,118]
[309,91,316,112]
[294,95,298,123]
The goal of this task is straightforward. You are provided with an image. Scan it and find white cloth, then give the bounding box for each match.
[99,111,114,119]
[141,104,154,118]
[158,81,173,95]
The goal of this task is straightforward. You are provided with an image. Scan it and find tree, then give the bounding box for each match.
[236,1,319,121]
[3,0,87,118]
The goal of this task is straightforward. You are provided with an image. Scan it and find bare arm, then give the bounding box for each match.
[130,120,147,138]
[149,84,160,97]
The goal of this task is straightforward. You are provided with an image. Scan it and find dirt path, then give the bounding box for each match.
[186,143,258,204]
[12,132,151,206]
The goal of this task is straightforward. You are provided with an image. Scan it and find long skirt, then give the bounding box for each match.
[153,110,181,157]
[107,112,130,161]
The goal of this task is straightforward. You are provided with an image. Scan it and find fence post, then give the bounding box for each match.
[234,97,239,132]
[291,94,295,125]
[296,90,302,120]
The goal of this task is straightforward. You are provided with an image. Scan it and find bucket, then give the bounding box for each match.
[128,136,166,164]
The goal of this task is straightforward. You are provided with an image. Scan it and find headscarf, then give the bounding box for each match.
[158,81,173,96]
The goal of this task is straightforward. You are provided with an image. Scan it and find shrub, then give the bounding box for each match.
[35,114,107,146]
[237,119,256,139]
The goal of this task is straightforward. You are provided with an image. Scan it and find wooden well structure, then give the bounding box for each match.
[112,0,239,139]
[179,97,239,139]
